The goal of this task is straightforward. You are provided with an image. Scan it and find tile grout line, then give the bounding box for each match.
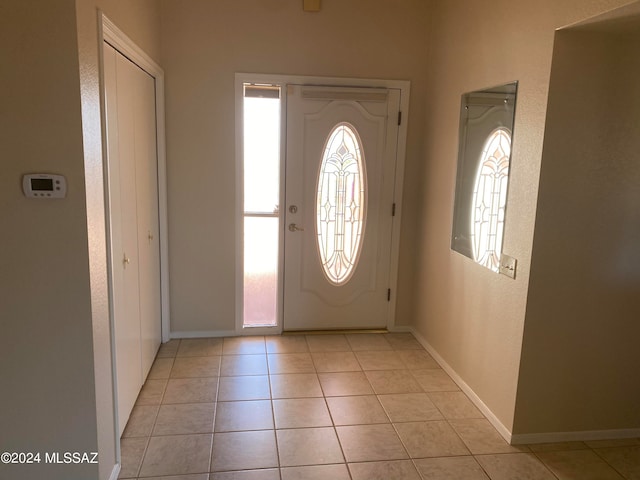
[320,339,355,480]
[542,443,633,480]
[528,450,570,480]
[146,339,218,478]
[131,339,179,479]
[593,442,636,479]
[208,348,222,476]
[129,333,615,480]
[264,337,284,480]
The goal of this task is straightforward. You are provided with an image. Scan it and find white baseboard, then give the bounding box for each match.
[108,463,120,480]
[511,428,640,445]
[387,324,413,333]
[408,327,640,446]
[169,330,236,339]
[408,327,514,444]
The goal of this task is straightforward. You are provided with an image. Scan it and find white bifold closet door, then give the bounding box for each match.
[103,42,162,436]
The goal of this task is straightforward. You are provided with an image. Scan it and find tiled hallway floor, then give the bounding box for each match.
[119,333,640,480]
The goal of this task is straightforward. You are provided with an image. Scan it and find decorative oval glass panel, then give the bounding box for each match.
[316,123,367,285]
[471,128,511,272]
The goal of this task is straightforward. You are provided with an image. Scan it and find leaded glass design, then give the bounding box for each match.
[316,123,366,285]
[472,128,511,272]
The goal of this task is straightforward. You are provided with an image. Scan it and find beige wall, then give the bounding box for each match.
[0,2,98,479]
[513,24,640,435]
[415,0,633,433]
[160,0,432,333]
[3,5,637,476]
[0,1,161,479]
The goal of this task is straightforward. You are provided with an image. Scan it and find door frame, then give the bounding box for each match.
[100,13,170,343]
[234,73,410,334]
[98,12,170,470]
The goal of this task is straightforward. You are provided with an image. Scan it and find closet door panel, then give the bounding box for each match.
[104,41,163,436]
[134,68,162,379]
[105,43,144,436]
[116,53,144,407]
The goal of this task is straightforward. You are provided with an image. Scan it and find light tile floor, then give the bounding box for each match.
[119,333,640,480]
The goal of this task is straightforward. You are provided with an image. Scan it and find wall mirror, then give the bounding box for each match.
[451,81,518,272]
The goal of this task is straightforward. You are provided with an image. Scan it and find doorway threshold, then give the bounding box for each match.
[282,329,389,336]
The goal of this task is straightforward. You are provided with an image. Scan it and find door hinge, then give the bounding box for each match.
[397,111,402,126]
[387,288,391,301]
[392,203,396,217]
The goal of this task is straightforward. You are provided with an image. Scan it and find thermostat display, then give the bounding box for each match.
[23,174,67,198]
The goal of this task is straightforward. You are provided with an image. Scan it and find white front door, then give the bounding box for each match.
[283,85,400,330]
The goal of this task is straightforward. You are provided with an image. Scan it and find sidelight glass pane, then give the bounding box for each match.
[244,95,280,213]
[243,217,279,326]
[242,84,281,328]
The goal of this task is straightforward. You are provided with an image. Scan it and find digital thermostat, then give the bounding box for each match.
[23,174,67,199]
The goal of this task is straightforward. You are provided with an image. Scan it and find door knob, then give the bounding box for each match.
[123,254,131,267]
[288,223,304,232]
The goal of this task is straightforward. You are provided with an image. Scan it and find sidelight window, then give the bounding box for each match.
[242,84,281,326]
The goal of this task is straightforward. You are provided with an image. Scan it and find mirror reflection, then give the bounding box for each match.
[451,82,518,272]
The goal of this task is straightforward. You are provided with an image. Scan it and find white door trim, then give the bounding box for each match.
[235,73,410,333]
[100,13,170,343]
[98,11,169,471]
[234,74,288,336]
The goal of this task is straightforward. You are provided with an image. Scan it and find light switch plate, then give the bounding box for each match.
[499,253,517,279]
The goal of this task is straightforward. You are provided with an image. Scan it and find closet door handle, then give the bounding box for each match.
[123,254,131,268]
